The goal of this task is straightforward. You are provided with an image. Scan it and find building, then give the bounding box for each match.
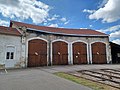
[0,26,25,68]
[110,42,120,64]
[9,21,111,67]
[0,21,112,68]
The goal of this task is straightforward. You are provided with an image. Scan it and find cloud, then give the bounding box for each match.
[0,0,70,27]
[98,24,120,33]
[112,39,120,45]
[0,19,9,26]
[48,24,58,27]
[60,17,67,22]
[84,0,120,23]
[97,0,108,8]
[64,20,69,25]
[110,30,120,38]
[60,17,70,25]
[0,0,19,7]
[107,25,120,32]
[97,24,120,45]
[48,14,60,21]
[89,25,93,28]
[83,9,96,14]
[0,0,50,24]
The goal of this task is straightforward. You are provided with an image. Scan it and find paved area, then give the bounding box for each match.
[0,64,120,90]
[0,67,91,90]
[36,64,120,73]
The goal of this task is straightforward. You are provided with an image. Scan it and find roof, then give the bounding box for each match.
[0,26,21,36]
[10,20,108,37]
[110,42,120,48]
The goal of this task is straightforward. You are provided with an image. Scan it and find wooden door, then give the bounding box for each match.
[52,41,68,65]
[73,42,87,64]
[92,42,106,64]
[28,39,47,67]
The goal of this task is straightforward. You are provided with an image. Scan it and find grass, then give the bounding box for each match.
[54,72,118,90]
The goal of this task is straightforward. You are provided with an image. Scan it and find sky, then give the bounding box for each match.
[0,0,120,45]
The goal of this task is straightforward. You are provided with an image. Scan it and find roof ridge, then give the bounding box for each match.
[10,20,94,30]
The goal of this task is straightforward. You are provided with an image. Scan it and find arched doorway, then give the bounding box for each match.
[28,39,47,67]
[72,42,87,64]
[52,41,68,65]
[91,42,106,64]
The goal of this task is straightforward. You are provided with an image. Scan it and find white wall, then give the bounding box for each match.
[0,34,23,68]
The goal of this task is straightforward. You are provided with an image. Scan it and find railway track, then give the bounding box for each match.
[68,69,120,89]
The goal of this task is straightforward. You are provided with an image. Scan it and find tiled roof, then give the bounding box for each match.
[10,21,108,36]
[0,26,21,36]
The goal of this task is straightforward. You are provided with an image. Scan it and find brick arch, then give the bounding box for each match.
[91,42,107,64]
[52,41,68,65]
[72,42,87,64]
[28,39,47,67]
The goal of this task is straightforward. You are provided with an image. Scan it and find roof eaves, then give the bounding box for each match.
[0,32,21,36]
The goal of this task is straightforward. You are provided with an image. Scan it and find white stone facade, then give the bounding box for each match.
[0,34,25,68]
[24,32,112,66]
[0,21,112,68]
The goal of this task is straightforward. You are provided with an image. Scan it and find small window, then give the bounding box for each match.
[6,52,14,60]
[6,52,10,59]
[117,53,120,57]
[6,46,15,60]
[10,52,14,59]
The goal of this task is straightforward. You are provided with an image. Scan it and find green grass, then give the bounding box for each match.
[54,72,117,90]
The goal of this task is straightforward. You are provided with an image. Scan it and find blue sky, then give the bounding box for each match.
[0,0,120,44]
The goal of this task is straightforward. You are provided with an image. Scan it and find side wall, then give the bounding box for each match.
[0,34,24,68]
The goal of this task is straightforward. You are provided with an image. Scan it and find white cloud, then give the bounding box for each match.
[60,17,70,25]
[83,9,96,14]
[84,0,120,23]
[0,0,70,26]
[110,30,120,38]
[108,25,120,32]
[0,19,9,26]
[0,0,50,24]
[64,20,69,25]
[48,24,58,27]
[48,14,60,21]
[98,0,108,8]
[97,25,120,45]
[60,17,67,22]
[98,24,120,33]
[112,39,120,45]
[89,25,93,28]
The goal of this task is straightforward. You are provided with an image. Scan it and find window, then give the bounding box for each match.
[6,52,14,59]
[11,52,14,59]
[117,53,120,57]
[6,46,15,60]
[6,52,10,59]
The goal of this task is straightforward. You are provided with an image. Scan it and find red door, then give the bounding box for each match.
[73,42,87,64]
[28,39,47,67]
[52,41,68,65]
[92,42,107,64]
